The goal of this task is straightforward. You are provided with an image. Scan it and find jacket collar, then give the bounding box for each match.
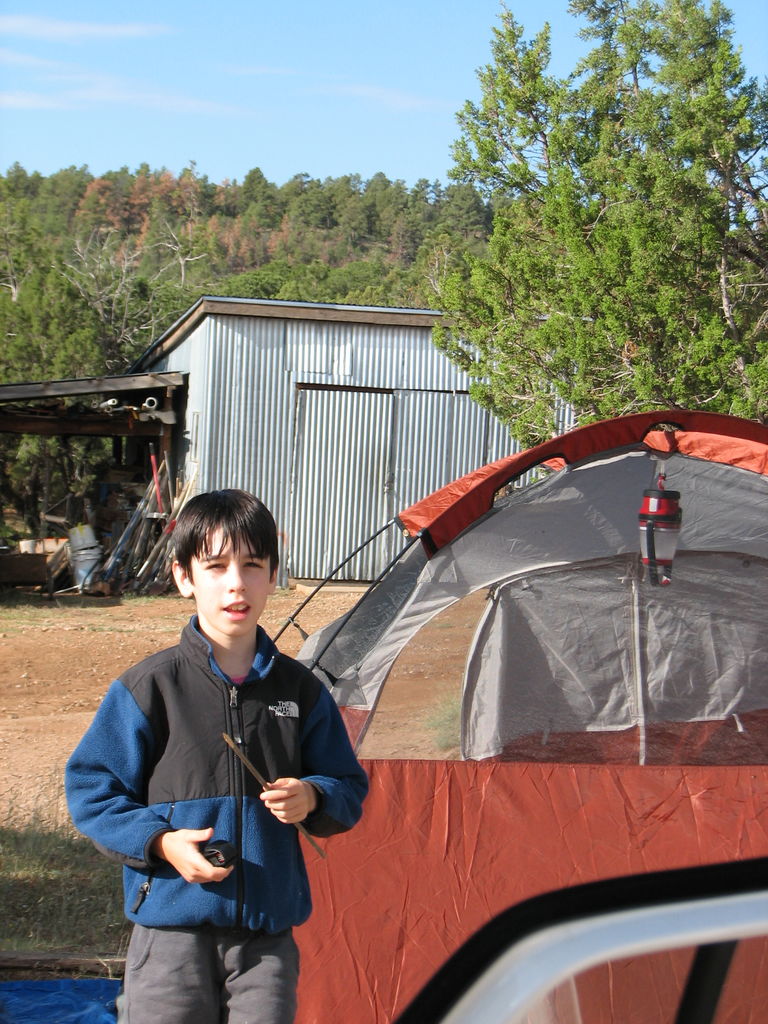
[182,616,277,683]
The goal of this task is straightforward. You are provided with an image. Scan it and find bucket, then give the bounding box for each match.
[19,539,37,554]
[71,546,102,590]
[69,524,98,553]
[69,525,101,590]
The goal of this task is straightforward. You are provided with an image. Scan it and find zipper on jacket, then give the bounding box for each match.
[131,802,175,915]
[227,685,246,926]
[131,879,151,913]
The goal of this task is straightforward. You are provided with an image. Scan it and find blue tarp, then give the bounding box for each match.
[0,979,120,1024]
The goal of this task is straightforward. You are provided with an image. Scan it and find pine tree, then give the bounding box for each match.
[435,0,768,444]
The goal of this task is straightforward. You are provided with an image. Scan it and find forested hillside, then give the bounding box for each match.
[0,163,490,537]
[0,163,490,382]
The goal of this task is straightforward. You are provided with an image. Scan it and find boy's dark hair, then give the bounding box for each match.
[173,489,279,576]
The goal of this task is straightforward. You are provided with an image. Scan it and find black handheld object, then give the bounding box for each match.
[202,840,238,868]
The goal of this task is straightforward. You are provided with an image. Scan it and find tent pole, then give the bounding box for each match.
[275,519,398,643]
[630,566,648,766]
[305,536,421,672]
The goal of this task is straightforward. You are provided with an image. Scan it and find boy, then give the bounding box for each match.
[65,490,368,1024]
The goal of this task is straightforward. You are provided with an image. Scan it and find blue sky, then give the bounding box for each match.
[1,0,766,189]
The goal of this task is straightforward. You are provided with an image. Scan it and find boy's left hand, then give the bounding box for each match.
[260,778,318,824]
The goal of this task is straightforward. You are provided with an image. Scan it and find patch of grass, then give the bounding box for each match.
[427,695,462,755]
[73,622,182,634]
[0,589,114,633]
[0,590,53,630]
[0,591,188,637]
[1,772,130,959]
[0,588,46,609]
[0,822,130,956]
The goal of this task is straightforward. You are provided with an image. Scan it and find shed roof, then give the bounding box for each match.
[131,295,442,371]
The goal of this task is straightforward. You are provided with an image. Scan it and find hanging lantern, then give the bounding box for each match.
[638,474,682,586]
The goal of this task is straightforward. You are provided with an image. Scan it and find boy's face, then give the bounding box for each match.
[172,531,277,651]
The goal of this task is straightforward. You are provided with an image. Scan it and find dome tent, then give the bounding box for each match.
[297,410,768,763]
[289,410,768,1023]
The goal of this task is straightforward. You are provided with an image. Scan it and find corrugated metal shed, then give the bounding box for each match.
[134,296,571,582]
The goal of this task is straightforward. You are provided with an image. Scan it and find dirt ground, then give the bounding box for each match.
[0,586,471,826]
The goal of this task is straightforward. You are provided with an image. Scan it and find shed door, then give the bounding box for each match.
[289,387,395,580]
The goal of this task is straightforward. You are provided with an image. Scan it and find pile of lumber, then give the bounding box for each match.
[96,462,196,594]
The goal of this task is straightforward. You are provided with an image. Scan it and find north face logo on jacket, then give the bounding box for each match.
[269,700,299,718]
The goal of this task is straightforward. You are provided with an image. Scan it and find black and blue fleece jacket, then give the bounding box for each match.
[65,618,368,934]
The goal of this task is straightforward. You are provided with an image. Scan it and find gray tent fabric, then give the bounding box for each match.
[298,426,768,764]
[462,551,768,761]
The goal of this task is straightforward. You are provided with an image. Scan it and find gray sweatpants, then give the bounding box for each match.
[120,924,299,1024]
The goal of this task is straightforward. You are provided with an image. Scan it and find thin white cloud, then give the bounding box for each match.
[1,78,244,116]
[222,61,447,113]
[0,47,62,69]
[0,90,72,110]
[0,44,243,116]
[0,15,171,42]
[66,83,244,116]
[315,82,449,112]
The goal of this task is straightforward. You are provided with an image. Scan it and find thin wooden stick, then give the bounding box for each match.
[222,732,326,859]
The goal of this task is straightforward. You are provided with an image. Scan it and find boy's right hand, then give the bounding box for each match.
[151,827,234,884]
